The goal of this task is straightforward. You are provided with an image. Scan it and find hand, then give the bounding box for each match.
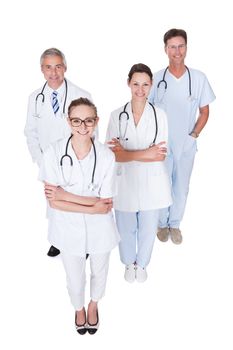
[44,184,65,201]
[107,138,125,153]
[92,198,113,214]
[145,142,167,161]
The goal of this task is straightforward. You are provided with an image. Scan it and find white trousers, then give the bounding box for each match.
[115,210,159,268]
[61,252,110,311]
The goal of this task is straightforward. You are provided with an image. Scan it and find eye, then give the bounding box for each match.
[85,118,96,126]
[71,118,81,126]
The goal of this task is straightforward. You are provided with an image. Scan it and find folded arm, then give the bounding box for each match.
[44,184,98,205]
[108,138,167,162]
[44,183,113,214]
[49,198,113,214]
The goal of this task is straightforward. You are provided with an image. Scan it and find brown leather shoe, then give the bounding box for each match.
[170,228,183,244]
[157,227,169,242]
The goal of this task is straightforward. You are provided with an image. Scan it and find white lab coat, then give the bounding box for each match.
[24,79,92,165]
[39,138,120,256]
[106,101,172,212]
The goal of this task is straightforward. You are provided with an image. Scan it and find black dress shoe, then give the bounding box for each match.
[47,245,60,257]
[87,310,99,335]
[75,309,87,335]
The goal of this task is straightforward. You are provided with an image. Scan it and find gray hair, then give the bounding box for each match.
[40,48,67,67]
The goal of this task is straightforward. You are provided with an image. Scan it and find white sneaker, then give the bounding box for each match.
[135,265,147,283]
[124,264,136,283]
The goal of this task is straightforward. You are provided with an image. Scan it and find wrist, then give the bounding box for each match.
[189,131,199,138]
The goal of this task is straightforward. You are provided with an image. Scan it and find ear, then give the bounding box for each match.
[95,117,100,126]
[164,45,168,55]
[67,117,71,127]
[127,78,130,87]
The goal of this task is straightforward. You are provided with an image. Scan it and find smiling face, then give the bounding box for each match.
[128,72,152,102]
[68,104,98,139]
[165,36,187,66]
[41,55,67,90]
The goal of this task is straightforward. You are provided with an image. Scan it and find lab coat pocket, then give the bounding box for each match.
[116,165,122,176]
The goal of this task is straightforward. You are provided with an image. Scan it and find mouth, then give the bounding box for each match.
[77,131,89,135]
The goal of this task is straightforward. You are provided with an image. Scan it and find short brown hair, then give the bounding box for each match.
[163,28,187,45]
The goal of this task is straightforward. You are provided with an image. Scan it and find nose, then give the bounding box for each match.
[79,120,87,129]
[50,67,58,75]
[137,85,144,93]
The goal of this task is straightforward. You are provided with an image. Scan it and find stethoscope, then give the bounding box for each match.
[157,66,192,101]
[60,135,97,190]
[34,78,68,118]
[118,102,158,146]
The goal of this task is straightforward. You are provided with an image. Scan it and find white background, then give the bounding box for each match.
[0,0,232,349]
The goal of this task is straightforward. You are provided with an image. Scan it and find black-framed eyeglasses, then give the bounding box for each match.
[69,117,97,127]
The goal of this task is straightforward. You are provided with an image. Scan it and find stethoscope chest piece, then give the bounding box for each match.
[118,103,129,141]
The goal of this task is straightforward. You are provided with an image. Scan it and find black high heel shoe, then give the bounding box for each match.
[87,309,99,335]
[75,309,87,335]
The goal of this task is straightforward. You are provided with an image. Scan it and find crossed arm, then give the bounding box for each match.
[44,184,112,214]
[107,138,167,162]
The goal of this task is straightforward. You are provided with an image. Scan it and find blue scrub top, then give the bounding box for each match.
[149,68,216,158]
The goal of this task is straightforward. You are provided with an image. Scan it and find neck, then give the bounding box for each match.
[131,99,147,125]
[48,79,64,91]
[168,63,186,78]
[71,135,92,160]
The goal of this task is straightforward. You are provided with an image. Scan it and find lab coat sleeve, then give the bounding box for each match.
[24,93,43,166]
[99,150,117,198]
[38,145,60,186]
[105,113,118,143]
[155,108,168,145]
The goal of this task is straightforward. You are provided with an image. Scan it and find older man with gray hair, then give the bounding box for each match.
[25,48,92,257]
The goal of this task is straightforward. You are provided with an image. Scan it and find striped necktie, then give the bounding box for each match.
[52,91,59,114]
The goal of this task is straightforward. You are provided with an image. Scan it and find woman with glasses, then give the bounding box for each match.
[39,97,120,335]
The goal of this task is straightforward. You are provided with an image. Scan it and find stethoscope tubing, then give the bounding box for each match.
[157,65,191,97]
[118,101,158,145]
[60,135,96,187]
[35,78,68,116]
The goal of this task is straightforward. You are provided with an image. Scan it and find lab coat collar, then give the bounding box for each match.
[46,79,66,94]
[126,100,151,128]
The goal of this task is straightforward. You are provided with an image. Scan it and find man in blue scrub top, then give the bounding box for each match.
[149,28,215,244]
